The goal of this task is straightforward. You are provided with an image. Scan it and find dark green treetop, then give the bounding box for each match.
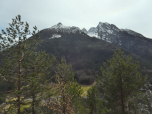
[97,49,146,114]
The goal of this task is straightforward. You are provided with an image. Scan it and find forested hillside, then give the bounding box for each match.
[37,27,152,84]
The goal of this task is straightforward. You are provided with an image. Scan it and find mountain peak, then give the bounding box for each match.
[49,23,82,34]
[57,22,62,26]
[82,28,87,31]
[98,22,103,25]
[51,22,67,29]
[97,22,111,28]
[86,22,120,40]
[82,28,88,34]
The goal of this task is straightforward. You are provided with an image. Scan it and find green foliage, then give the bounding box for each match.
[67,82,83,102]
[56,58,74,83]
[59,59,86,114]
[21,51,54,114]
[67,82,86,114]
[87,85,99,114]
[45,58,75,113]
[87,85,108,114]
[97,49,146,114]
[0,15,41,114]
[45,59,86,114]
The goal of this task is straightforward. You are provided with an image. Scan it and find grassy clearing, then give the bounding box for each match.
[81,82,96,97]
[81,86,92,97]
[0,97,31,113]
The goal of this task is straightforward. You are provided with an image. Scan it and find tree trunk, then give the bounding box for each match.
[62,88,66,114]
[18,43,21,114]
[120,74,125,114]
[32,67,35,114]
[32,94,35,114]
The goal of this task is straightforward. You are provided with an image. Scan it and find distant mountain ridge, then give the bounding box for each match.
[82,22,145,43]
[47,22,148,41]
[43,22,152,62]
[45,22,146,40]
[82,22,152,61]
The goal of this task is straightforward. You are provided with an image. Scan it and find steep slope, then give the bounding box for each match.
[37,23,152,84]
[84,22,152,61]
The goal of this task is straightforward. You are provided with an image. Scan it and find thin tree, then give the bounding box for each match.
[45,59,75,114]
[21,51,53,114]
[44,59,86,114]
[0,15,40,114]
[87,85,99,114]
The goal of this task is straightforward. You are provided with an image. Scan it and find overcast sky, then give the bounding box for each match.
[0,0,152,38]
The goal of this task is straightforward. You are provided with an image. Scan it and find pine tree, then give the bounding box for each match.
[97,49,146,114]
[87,85,99,114]
[87,85,107,114]
[45,59,75,114]
[66,79,86,114]
[45,59,85,114]
[0,15,40,114]
[21,51,54,114]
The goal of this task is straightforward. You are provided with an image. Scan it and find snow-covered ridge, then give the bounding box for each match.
[49,22,82,34]
[48,22,144,43]
[97,22,118,34]
[83,22,120,41]
[87,27,100,38]
[51,22,68,29]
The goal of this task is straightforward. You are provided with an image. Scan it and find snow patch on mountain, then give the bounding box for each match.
[87,27,100,38]
[47,22,145,46]
[51,22,68,29]
[101,34,106,40]
[88,32,100,38]
[85,22,117,40]
[49,34,61,39]
[107,30,113,34]
[97,22,115,34]
[50,22,82,34]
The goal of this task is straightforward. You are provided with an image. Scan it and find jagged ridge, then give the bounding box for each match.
[48,22,83,34]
